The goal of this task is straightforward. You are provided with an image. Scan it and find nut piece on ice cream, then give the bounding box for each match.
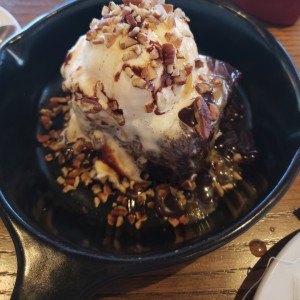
[61,0,240,186]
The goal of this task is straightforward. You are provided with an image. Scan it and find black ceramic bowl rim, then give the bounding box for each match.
[0,0,300,298]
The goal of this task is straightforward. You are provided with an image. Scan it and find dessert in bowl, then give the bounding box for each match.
[38,0,254,231]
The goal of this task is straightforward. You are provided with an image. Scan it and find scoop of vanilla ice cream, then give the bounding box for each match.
[61,0,236,183]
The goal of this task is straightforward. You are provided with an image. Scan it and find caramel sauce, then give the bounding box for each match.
[178,103,196,127]
[249,239,267,257]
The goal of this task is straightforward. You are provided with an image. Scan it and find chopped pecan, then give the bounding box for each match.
[128,26,140,37]
[181,179,196,191]
[123,44,142,61]
[184,64,193,75]
[116,216,124,227]
[166,64,173,75]
[132,77,147,89]
[45,153,54,162]
[165,32,182,49]
[92,36,105,45]
[40,108,52,117]
[101,5,110,16]
[145,102,155,113]
[40,115,53,130]
[122,0,142,5]
[174,70,187,85]
[122,6,132,17]
[108,100,119,110]
[124,66,135,78]
[111,109,125,126]
[195,82,213,94]
[149,47,160,60]
[162,43,176,65]
[50,97,68,104]
[37,134,51,143]
[81,96,102,113]
[137,32,149,45]
[166,14,176,29]
[111,205,128,217]
[193,99,212,140]
[141,66,156,81]
[209,103,220,120]
[49,141,65,152]
[179,215,190,225]
[104,33,118,48]
[165,77,173,86]
[168,217,180,227]
[122,50,139,61]
[125,13,138,27]
[86,29,98,41]
[119,36,138,49]
[195,58,203,68]
[96,18,112,30]
[162,4,174,13]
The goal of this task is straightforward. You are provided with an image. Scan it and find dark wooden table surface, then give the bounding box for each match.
[0,1,299,299]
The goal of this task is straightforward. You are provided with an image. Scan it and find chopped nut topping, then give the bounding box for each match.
[122,6,132,17]
[137,32,149,45]
[124,66,135,78]
[195,82,213,94]
[232,171,242,180]
[162,4,174,13]
[119,36,139,49]
[50,97,68,104]
[162,43,176,65]
[212,77,223,87]
[132,77,147,89]
[37,134,51,143]
[141,65,156,81]
[184,63,193,75]
[165,32,182,49]
[96,18,111,30]
[101,5,110,16]
[104,33,118,48]
[40,115,53,130]
[108,100,119,110]
[150,59,162,68]
[92,36,105,45]
[195,58,203,68]
[49,141,65,152]
[209,103,220,120]
[166,14,176,29]
[145,102,155,113]
[166,64,173,74]
[122,0,142,5]
[128,26,140,37]
[194,99,212,140]
[174,70,187,85]
[181,179,196,191]
[125,13,138,27]
[111,110,125,126]
[149,47,160,60]
[122,50,139,61]
[86,29,98,41]
[233,153,242,163]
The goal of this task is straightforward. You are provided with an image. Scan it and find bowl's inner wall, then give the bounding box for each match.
[0,0,299,256]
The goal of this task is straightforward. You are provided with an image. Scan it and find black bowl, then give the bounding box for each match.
[0,0,299,299]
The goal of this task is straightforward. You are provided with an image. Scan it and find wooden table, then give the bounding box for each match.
[0,1,299,299]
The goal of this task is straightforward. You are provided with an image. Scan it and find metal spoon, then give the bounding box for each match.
[0,24,17,45]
